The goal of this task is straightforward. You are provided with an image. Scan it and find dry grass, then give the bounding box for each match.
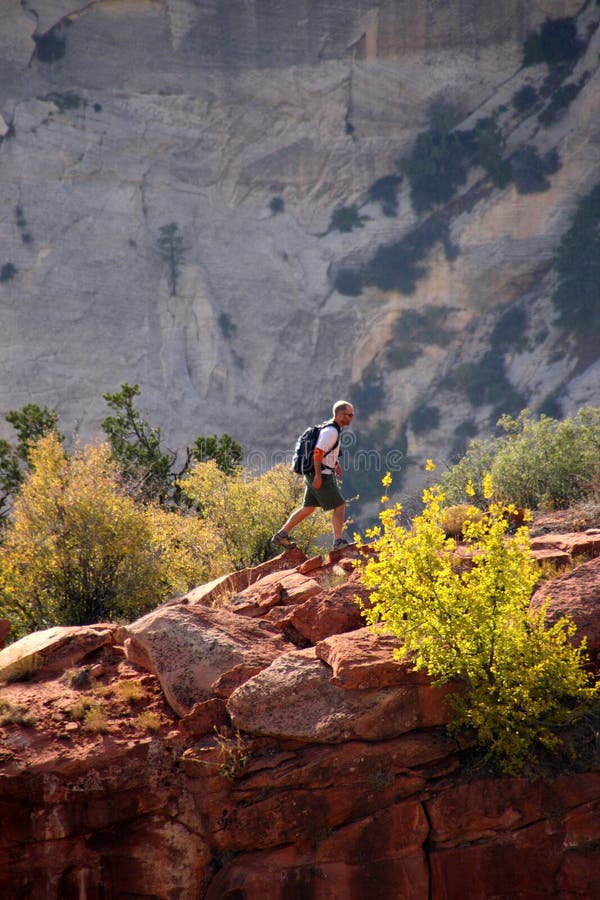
[109,679,146,705]
[0,699,36,727]
[82,705,110,734]
[136,711,162,732]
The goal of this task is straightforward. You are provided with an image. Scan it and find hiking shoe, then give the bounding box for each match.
[332,538,350,550]
[271,530,297,549]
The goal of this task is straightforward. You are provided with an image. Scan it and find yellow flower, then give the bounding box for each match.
[425,459,436,472]
[382,472,392,488]
[465,479,475,498]
[483,473,494,500]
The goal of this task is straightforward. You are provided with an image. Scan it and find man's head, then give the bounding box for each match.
[333,400,354,428]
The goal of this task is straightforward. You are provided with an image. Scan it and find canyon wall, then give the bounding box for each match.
[0,0,598,512]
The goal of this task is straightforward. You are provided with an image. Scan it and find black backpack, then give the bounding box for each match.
[291,420,340,475]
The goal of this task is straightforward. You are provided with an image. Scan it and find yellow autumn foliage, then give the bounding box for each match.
[0,434,224,636]
[179,461,330,568]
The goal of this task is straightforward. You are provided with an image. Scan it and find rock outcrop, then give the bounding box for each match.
[1,533,599,898]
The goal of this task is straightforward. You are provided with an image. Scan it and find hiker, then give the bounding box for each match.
[272,400,355,551]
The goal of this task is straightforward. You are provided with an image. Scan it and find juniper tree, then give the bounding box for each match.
[158,222,186,296]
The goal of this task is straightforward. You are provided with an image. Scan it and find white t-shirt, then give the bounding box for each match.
[316,424,340,474]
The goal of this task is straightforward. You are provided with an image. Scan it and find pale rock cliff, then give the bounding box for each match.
[0,0,597,515]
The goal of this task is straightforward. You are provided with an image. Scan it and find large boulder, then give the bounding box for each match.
[227,644,457,743]
[122,604,292,716]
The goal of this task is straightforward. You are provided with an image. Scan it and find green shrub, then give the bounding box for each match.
[367,174,402,216]
[386,306,451,367]
[439,503,483,537]
[512,84,539,112]
[450,350,526,415]
[157,222,186,296]
[191,433,242,476]
[334,268,363,296]
[449,420,478,465]
[538,80,584,127]
[350,362,385,413]
[523,17,584,68]
[15,206,26,229]
[410,404,440,435]
[537,395,563,419]
[363,219,452,294]
[398,128,468,213]
[468,117,511,188]
[386,345,421,370]
[0,263,17,283]
[43,92,83,111]
[490,409,600,509]
[35,28,66,63]
[329,205,368,233]
[358,479,599,772]
[441,408,600,510]
[510,145,560,194]
[490,305,528,352]
[218,312,237,339]
[553,183,600,332]
[179,462,330,568]
[440,437,497,507]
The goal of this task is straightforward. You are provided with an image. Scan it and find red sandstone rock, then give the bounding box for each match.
[531,547,572,566]
[530,530,600,559]
[123,604,293,716]
[227,647,456,742]
[267,580,368,644]
[182,548,306,606]
[180,698,229,737]
[1,533,600,899]
[211,663,266,698]
[0,624,116,681]
[206,800,430,899]
[531,554,600,657]
[316,627,415,689]
[230,570,322,617]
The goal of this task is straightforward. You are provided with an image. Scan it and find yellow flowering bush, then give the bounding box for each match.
[358,472,599,771]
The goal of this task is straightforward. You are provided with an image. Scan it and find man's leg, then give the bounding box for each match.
[282,505,316,534]
[272,505,317,547]
[331,503,346,541]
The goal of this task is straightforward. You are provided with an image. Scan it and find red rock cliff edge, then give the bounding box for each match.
[0,535,599,899]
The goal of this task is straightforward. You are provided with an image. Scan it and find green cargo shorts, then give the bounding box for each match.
[303,474,345,511]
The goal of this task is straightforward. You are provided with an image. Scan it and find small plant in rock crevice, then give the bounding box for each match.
[214,727,250,780]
